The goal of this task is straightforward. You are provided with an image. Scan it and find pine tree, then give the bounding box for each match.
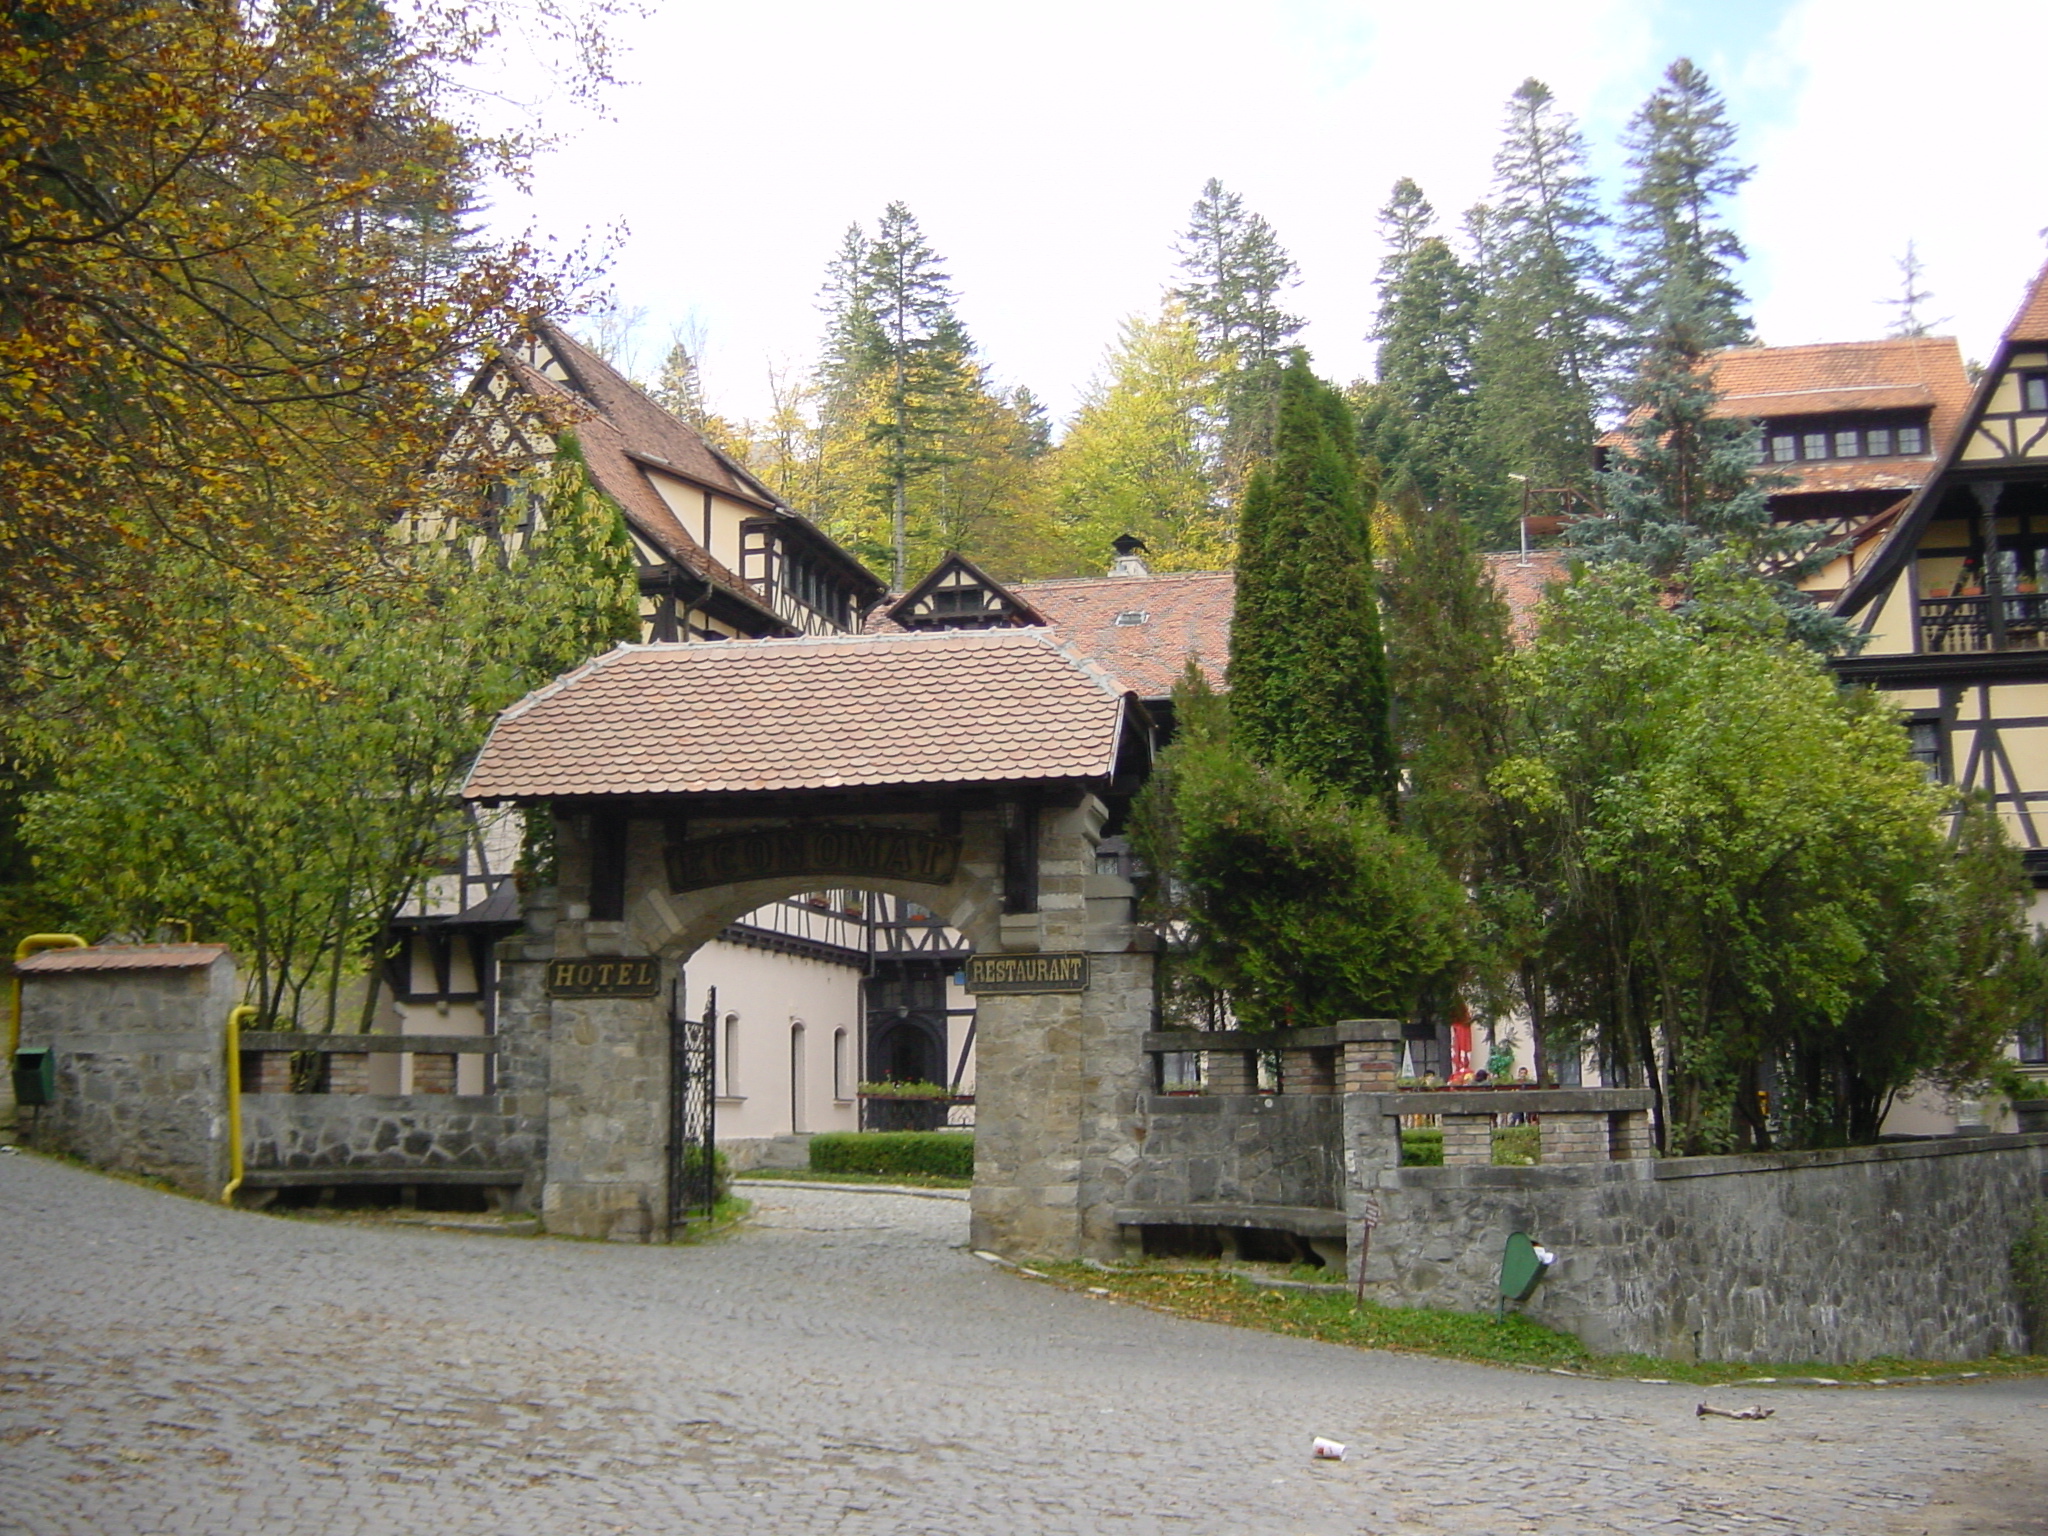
[1883,241,1945,339]
[1616,58,1753,355]
[1228,355,1393,803]
[1368,180,1495,531]
[1172,179,1305,493]
[1471,79,1613,497]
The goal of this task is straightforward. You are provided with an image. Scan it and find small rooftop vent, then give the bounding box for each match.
[1113,610,1149,627]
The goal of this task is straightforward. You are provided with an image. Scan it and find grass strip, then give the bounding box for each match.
[1031,1262,2048,1386]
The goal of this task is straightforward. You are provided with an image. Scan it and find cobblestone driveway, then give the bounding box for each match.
[1,1153,2043,1535]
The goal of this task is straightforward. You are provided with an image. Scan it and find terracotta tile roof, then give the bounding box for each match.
[15,944,230,974]
[2004,260,2048,344]
[499,356,780,627]
[1708,336,1972,457]
[1482,551,1570,642]
[463,631,1137,801]
[868,568,1235,700]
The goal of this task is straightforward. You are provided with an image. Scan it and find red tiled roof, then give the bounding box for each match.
[868,568,1235,700]
[2005,260,2048,344]
[15,944,230,974]
[499,356,779,626]
[463,631,1137,801]
[1482,551,1570,642]
[1708,336,1972,458]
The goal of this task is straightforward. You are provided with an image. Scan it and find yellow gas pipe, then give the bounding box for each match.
[220,1004,257,1206]
[9,934,87,1064]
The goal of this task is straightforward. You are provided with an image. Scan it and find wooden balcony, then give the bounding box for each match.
[1919,592,2048,653]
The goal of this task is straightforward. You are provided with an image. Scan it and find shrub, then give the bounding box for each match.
[1401,1128,1443,1166]
[2013,1199,2048,1348]
[1493,1124,1541,1165]
[810,1131,973,1179]
[680,1144,731,1206]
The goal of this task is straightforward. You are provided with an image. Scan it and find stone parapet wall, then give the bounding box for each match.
[1357,1134,2048,1364]
[239,1093,543,1203]
[1125,1093,1344,1213]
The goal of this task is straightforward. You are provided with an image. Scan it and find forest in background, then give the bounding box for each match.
[591,59,1945,588]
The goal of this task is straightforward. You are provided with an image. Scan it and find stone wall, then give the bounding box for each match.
[1360,1134,2048,1364]
[1126,1094,1344,1212]
[15,948,238,1197]
[240,1093,543,1201]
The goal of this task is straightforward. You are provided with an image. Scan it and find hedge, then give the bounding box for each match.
[809,1131,974,1179]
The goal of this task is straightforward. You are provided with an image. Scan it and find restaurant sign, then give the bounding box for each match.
[965,952,1090,994]
[667,824,961,893]
[546,955,661,998]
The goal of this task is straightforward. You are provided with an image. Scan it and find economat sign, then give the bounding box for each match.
[666,823,962,893]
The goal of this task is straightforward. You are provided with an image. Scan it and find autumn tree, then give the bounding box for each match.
[1041,304,1227,571]
[0,0,579,661]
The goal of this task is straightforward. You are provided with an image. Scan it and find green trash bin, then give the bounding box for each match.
[12,1048,55,1108]
[1499,1230,1555,1317]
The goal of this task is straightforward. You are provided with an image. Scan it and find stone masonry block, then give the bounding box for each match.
[325,1054,370,1095]
[1204,1052,1254,1095]
[1440,1113,1495,1165]
[412,1054,456,1095]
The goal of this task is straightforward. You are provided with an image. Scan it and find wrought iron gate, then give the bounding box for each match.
[667,979,717,1228]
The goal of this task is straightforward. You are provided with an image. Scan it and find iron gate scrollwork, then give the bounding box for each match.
[668,979,717,1228]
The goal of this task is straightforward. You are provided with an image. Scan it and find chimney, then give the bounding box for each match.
[1109,533,1151,578]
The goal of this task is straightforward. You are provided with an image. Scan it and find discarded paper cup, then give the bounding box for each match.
[1311,1437,1347,1461]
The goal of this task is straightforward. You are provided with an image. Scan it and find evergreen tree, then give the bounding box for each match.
[1228,355,1393,803]
[1368,180,1497,534]
[1616,58,1754,354]
[1172,178,1305,494]
[1471,79,1613,497]
[1883,241,1945,339]
[861,202,975,588]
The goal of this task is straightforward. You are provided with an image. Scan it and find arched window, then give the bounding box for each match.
[833,1027,850,1101]
[722,1012,741,1098]
[789,1021,807,1134]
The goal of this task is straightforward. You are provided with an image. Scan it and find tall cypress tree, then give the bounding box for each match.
[1471,78,1613,495]
[1228,355,1393,803]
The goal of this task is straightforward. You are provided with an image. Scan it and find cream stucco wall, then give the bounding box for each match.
[683,938,863,1144]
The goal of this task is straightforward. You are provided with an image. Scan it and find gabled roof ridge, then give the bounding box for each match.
[884,550,1048,627]
[496,645,631,723]
[2003,259,2048,344]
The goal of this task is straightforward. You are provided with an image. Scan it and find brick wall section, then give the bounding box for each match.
[246,1052,294,1094]
[1281,1048,1336,1094]
[1610,1111,1653,1159]
[325,1054,370,1095]
[1541,1111,1608,1163]
[1440,1113,1496,1165]
[1341,1039,1398,1092]
[1203,1052,1255,1095]
[411,1054,456,1095]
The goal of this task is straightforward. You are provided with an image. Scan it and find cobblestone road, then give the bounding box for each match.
[1,1153,2044,1535]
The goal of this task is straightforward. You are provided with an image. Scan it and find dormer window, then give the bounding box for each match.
[1759,415,1929,463]
[932,587,985,616]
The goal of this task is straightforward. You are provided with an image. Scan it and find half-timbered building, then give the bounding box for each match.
[1829,261,2048,1105]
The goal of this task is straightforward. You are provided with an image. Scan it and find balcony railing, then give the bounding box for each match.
[1919,592,2048,654]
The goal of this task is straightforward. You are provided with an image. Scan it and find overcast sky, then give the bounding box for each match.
[474,0,2048,428]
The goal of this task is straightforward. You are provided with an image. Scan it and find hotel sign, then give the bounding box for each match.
[667,824,961,893]
[546,955,661,998]
[965,952,1090,994]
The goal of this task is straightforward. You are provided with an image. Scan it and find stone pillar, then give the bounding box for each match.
[1609,1109,1654,1160]
[1542,1110,1607,1162]
[326,1053,370,1095]
[1281,1048,1336,1094]
[1440,1112,1496,1165]
[1340,1039,1399,1092]
[410,1053,455,1095]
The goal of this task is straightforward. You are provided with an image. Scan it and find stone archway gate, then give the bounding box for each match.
[464,629,1158,1256]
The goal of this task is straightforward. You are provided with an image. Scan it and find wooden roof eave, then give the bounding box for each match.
[887,552,1050,628]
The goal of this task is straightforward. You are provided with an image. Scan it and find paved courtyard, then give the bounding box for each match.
[0,1153,2043,1535]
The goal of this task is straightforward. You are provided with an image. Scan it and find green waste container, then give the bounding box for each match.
[1499,1230,1555,1316]
[12,1048,55,1107]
